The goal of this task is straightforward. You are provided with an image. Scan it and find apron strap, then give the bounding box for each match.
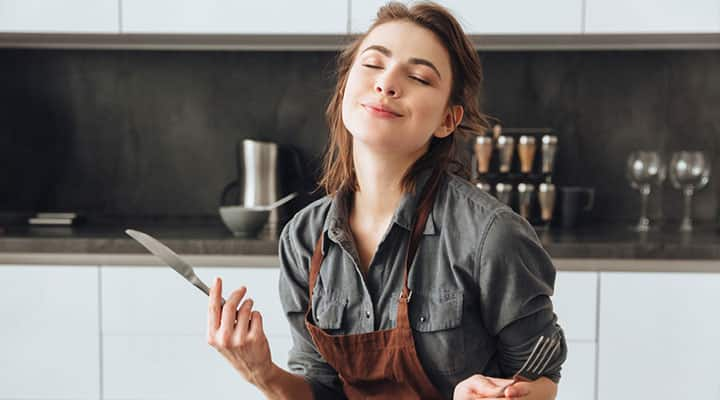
[400,167,443,302]
[309,233,324,301]
[307,168,444,313]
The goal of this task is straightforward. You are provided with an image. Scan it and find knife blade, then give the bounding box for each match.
[125,229,225,306]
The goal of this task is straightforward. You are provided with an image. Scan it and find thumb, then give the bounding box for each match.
[504,382,531,398]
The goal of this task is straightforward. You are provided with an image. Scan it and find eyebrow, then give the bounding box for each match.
[360,45,442,81]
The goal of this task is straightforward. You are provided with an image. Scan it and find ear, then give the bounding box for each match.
[433,105,464,139]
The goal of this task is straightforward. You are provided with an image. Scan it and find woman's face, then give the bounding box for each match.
[341,20,457,156]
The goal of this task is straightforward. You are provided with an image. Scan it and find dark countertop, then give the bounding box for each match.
[1,218,720,261]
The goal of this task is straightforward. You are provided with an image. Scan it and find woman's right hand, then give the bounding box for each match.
[207,277,275,387]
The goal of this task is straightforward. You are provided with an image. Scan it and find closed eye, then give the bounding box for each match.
[410,76,430,85]
[363,64,430,86]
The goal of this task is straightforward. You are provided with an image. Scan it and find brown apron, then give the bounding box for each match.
[304,168,446,400]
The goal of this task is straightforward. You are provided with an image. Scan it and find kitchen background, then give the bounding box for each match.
[1,48,718,224]
[2,1,720,400]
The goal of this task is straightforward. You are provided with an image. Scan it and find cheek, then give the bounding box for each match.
[341,69,368,128]
[411,95,446,127]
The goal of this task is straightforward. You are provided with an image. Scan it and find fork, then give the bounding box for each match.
[493,334,561,397]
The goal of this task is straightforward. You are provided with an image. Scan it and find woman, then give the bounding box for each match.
[207,2,567,399]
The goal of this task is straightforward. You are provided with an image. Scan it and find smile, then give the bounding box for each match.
[362,104,402,119]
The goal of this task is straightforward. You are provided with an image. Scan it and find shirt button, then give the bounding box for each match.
[419,316,426,323]
[365,311,371,318]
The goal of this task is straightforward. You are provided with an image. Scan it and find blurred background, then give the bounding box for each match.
[1,1,719,400]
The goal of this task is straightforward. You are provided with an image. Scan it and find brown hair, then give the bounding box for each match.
[319,1,490,196]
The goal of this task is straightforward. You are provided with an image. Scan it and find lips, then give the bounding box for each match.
[362,102,403,118]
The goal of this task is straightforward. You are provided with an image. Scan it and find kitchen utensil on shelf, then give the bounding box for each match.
[220,139,304,231]
[476,182,491,192]
[474,136,493,174]
[669,151,711,232]
[538,183,556,225]
[558,187,594,229]
[517,183,536,220]
[518,136,537,174]
[242,192,298,211]
[626,151,666,232]
[496,136,515,173]
[493,334,561,397]
[495,183,513,206]
[125,229,225,306]
[541,135,558,174]
[219,193,298,237]
[492,124,502,140]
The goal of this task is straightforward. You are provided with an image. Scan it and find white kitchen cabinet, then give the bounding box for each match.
[553,271,598,341]
[585,0,720,33]
[0,0,118,33]
[103,334,292,400]
[552,271,598,400]
[101,265,291,400]
[350,0,583,34]
[101,266,287,336]
[0,265,100,400]
[121,0,348,34]
[597,272,720,399]
[556,341,595,400]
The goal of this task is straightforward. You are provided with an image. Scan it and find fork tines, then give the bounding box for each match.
[516,333,561,381]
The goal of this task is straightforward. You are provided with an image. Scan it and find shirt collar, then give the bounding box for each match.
[322,168,439,254]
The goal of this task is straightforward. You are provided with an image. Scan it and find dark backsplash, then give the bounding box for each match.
[1,48,718,223]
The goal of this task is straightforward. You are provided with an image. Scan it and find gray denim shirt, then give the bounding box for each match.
[278,170,567,400]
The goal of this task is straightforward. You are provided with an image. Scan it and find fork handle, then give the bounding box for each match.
[494,378,518,397]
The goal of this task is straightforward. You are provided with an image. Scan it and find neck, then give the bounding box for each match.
[350,141,426,226]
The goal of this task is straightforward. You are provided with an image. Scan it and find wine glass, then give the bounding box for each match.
[626,151,666,231]
[669,151,711,232]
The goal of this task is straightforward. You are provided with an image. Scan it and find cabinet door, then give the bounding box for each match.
[556,341,595,400]
[0,0,118,33]
[585,0,720,33]
[350,0,583,34]
[122,0,348,34]
[101,266,289,400]
[552,272,597,400]
[102,266,286,336]
[553,271,598,341]
[598,272,720,399]
[0,265,100,399]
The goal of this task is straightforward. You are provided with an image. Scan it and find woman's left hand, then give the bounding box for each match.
[453,374,530,399]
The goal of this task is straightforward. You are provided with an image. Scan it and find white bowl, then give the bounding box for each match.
[219,206,270,238]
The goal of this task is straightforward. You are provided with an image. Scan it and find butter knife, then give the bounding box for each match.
[125,229,225,306]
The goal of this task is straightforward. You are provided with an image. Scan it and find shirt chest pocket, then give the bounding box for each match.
[409,291,465,375]
[313,298,347,334]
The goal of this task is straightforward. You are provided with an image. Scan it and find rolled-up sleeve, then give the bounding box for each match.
[278,220,347,399]
[475,208,568,383]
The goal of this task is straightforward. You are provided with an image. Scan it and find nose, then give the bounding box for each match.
[374,70,401,98]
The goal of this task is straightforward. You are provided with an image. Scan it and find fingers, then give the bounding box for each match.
[504,382,530,398]
[221,286,248,331]
[233,297,254,339]
[207,277,223,336]
[459,375,527,399]
[248,310,264,338]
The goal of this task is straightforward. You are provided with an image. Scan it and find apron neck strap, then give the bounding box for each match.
[308,168,444,307]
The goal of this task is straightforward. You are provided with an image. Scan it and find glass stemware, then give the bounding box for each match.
[669,151,711,232]
[626,151,666,231]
